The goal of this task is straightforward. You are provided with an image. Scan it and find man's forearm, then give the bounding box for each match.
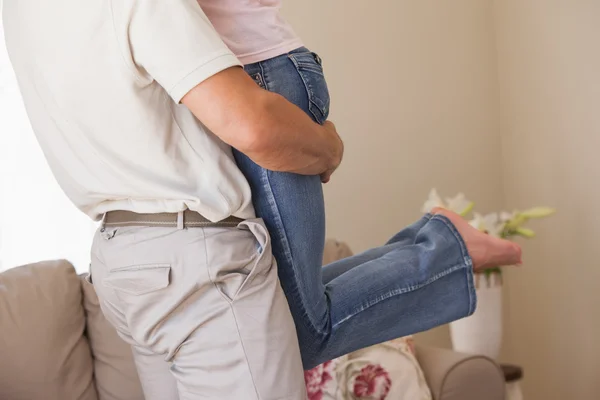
[181,67,342,176]
[242,90,342,175]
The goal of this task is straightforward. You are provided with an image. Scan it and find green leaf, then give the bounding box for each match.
[515,227,536,238]
[519,207,556,219]
[459,202,475,217]
[478,267,502,277]
[505,214,528,230]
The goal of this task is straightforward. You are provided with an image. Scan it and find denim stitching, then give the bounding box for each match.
[287,54,326,123]
[258,61,269,91]
[288,53,325,76]
[246,59,328,339]
[260,171,294,267]
[429,215,477,314]
[333,263,468,328]
[250,72,266,90]
[334,214,476,328]
[254,64,327,331]
[294,63,325,76]
[260,169,327,334]
[429,215,471,264]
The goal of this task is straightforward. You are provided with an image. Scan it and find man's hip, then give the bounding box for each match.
[90,216,306,400]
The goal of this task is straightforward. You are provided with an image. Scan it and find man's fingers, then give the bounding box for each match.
[321,170,333,183]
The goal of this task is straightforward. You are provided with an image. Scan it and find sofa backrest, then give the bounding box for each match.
[0,240,351,399]
[322,239,353,265]
[0,260,98,400]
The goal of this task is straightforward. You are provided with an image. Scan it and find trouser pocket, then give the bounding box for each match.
[208,218,276,303]
[102,264,171,296]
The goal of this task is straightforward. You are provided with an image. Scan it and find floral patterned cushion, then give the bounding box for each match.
[304,336,432,400]
[314,240,433,399]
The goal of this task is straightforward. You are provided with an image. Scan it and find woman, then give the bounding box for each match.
[199,0,522,369]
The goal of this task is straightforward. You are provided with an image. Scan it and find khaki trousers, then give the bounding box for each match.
[90,218,306,400]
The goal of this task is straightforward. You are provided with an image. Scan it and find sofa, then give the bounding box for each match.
[0,251,506,399]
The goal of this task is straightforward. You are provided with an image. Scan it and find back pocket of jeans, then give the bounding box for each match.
[103,264,171,296]
[288,51,331,124]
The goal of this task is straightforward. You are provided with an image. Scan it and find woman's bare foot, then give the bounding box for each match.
[432,207,522,272]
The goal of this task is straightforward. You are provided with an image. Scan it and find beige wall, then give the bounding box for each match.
[286,0,600,398]
[282,1,505,346]
[495,1,600,399]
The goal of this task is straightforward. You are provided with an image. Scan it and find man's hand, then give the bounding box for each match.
[320,169,335,184]
[182,67,342,177]
[320,121,344,183]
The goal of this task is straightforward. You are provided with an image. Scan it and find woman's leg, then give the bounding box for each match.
[234,49,331,369]
[235,49,476,369]
[320,215,432,283]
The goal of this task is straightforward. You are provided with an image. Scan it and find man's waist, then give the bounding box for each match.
[103,210,244,229]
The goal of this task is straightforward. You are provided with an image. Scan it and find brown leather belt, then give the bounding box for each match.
[103,210,243,228]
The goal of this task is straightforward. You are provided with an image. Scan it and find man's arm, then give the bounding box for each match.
[119,0,342,177]
[181,67,343,177]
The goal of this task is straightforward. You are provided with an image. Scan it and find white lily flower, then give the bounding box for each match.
[422,189,445,213]
[422,189,474,216]
[445,193,475,217]
[469,212,504,237]
[421,189,556,240]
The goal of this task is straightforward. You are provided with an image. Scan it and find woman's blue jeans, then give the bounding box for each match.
[233,48,476,370]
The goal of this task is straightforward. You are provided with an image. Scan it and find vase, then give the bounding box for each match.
[449,273,503,359]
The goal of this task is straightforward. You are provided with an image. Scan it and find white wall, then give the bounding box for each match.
[494,1,600,398]
[0,23,97,272]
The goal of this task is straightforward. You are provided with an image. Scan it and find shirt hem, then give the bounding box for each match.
[237,40,305,65]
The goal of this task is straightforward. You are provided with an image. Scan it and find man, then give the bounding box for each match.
[3,0,341,398]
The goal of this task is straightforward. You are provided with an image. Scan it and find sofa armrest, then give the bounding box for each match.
[415,346,505,400]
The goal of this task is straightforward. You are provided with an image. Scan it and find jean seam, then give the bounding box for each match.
[332,263,469,328]
[260,169,326,334]
[333,213,475,328]
[261,171,294,267]
[258,61,269,91]
[429,215,477,314]
[287,54,325,123]
[243,62,326,335]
